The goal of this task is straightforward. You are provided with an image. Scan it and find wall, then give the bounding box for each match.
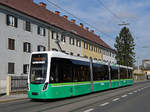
[81,41,102,60]
[0,8,48,93]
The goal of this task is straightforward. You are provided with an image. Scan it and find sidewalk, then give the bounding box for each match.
[0,94,28,103]
[134,79,148,83]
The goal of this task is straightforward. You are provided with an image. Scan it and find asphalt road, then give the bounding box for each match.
[0,81,150,112]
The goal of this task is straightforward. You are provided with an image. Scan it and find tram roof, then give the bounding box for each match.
[31,51,133,69]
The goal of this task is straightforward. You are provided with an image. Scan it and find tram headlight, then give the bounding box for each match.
[42,82,48,91]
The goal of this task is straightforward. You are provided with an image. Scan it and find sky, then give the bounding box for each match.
[34,0,150,65]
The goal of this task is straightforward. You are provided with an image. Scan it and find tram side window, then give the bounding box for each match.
[128,69,133,78]
[72,60,90,82]
[93,64,109,81]
[120,68,127,79]
[110,66,118,80]
[50,58,72,83]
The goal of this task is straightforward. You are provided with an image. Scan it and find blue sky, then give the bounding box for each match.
[34,0,150,65]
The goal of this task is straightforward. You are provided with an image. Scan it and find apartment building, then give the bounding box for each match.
[0,0,116,93]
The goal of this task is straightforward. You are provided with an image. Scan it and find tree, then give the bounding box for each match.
[114,27,135,67]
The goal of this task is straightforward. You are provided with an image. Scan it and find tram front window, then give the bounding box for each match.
[30,54,48,84]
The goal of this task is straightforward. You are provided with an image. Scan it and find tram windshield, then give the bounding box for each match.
[30,53,48,84]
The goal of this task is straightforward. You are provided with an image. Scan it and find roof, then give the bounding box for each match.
[0,0,113,50]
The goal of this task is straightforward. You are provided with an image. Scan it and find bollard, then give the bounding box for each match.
[6,75,11,96]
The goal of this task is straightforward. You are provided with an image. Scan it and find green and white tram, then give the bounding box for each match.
[27,51,133,99]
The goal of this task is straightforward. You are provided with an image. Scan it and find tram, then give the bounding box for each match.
[27,51,133,99]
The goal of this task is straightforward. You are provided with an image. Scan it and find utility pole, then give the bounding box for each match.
[118,21,130,26]
[137,56,140,73]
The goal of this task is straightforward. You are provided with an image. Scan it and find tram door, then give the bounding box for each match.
[90,57,94,92]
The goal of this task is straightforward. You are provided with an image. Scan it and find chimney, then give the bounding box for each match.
[55,11,60,15]
[71,19,76,24]
[80,23,84,28]
[85,27,89,31]
[63,15,68,19]
[39,2,46,8]
[90,30,94,33]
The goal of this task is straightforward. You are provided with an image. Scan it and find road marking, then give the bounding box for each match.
[134,90,137,93]
[128,92,133,95]
[121,95,127,98]
[112,98,120,101]
[100,102,109,106]
[84,108,94,112]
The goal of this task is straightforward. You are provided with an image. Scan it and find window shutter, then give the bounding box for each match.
[69,37,71,44]
[43,28,46,36]
[51,31,53,39]
[13,39,15,50]
[23,65,25,74]
[28,22,31,32]
[73,38,74,45]
[56,33,58,40]
[44,47,46,51]
[15,17,18,28]
[37,26,40,35]
[37,46,40,51]
[29,43,31,52]
[8,39,10,49]
[23,43,26,52]
[6,15,9,25]
[79,41,81,47]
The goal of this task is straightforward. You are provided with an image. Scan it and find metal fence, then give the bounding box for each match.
[6,75,28,95]
[11,75,28,92]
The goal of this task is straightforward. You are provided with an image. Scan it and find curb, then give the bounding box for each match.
[134,80,148,83]
[0,97,28,103]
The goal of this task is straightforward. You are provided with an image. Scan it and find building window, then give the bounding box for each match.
[37,26,46,36]
[84,42,88,49]
[52,31,58,40]
[98,48,101,53]
[6,15,17,27]
[70,37,74,45]
[37,45,46,51]
[23,42,31,53]
[25,21,31,32]
[76,40,81,47]
[8,62,15,74]
[84,55,88,59]
[23,64,29,74]
[94,58,97,60]
[52,48,58,51]
[8,38,15,50]
[61,35,66,42]
[94,46,97,52]
[89,45,93,51]
[70,52,73,55]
